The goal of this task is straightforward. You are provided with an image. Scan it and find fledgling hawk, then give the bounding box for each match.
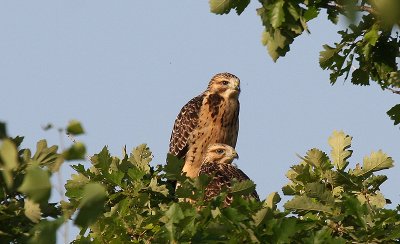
[169,72,240,178]
[199,143,259,205]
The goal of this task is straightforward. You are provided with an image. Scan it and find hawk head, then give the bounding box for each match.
[202,143,239,165]
[207,73,240,98]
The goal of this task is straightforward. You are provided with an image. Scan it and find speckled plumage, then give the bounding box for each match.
[199,144,259,206]
[169,73,240,178]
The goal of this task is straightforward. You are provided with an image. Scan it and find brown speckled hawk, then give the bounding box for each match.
[199,143,259,205]
[169,72,240,178]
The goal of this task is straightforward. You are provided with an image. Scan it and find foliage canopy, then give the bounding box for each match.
[209,0,400,125]
[0,121,399,243]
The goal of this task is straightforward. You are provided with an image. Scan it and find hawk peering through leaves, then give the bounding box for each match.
[169,72,240,178]
[199,143,259,205]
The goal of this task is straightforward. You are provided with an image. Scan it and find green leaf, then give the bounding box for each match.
[387,104,400,125]
[282,183,296,195]
[28,218,64,244]
[351,68,370,86]
[364,24,379,46]
[252,207,271,227]
[284,195,334,214]
[164,154,185,180]
[357,191,386,208]
[209,0,250,15]
[362,174,387,191]
[75,183,107,228]
[304,6,319,21]
[352,150,394,176]
[65,173,89,198]
[287,3,300,20]
[148,178,168,196]
[67,120,85,135]
[270,0,285,28]
[303,148,331,170]
[265,191,281,210]
[32,140,61,167]
[272,218,298,243]
[130,144,152,173]
[24,198,41,223]
[106,171,125,186]
[165,203,185,224]
[0,139,19,188]
[304,183,335,205]
[18,166,51,203]
[0,121,6,139]
[230,179,256,196]
[302,226,345,244]
[127,167,146,181]
[64,142,86,160]
[262,30,290,62]
[343,196,367,228]
[93,146,112,171]
[319,44,338,69]
[328,130,352,170]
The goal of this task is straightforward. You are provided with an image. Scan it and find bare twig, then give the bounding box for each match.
[326,2,376,15]
[387,87,400,95]
[66,132,93,163]
[57,129,68,244]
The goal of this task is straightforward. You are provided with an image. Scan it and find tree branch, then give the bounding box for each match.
[326,2,376,15]
[387,87,400,95]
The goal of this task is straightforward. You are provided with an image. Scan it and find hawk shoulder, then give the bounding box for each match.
[169,94,204,158]
[199,162,260,204]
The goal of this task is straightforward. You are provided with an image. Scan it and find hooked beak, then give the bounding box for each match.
[233,80,240,92]
[232,150,239,160]
[229,80,240,93]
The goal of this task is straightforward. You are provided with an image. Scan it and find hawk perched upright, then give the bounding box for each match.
[199,143,259,205]
[169,72,240,178]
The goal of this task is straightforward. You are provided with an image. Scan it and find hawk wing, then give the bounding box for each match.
[169,94,204,158]
[200,163,260,204]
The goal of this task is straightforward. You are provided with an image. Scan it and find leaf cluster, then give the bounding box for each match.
[2,121,400,243]
[209,0,400,125]
[0,122,64,243]
[283,130,400,243]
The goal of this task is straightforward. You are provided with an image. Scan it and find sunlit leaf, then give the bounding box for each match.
[32,140,61,168]
[265,191,281,210]
[24,198,41,223]
[352,150,394,176]
[148,178,168,196]
[328,130,352,170]
[0,139,18,188]
[130,144,152,173]
[270,0,285,28]
[209,0,250,15]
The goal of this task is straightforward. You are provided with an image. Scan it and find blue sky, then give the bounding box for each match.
[1,1,399,242]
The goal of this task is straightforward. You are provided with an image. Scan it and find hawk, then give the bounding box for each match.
[169,72,240,178]
[199,143,259,205]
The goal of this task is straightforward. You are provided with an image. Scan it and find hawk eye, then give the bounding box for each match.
[216,149,225,154]
[222,80,229,85]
